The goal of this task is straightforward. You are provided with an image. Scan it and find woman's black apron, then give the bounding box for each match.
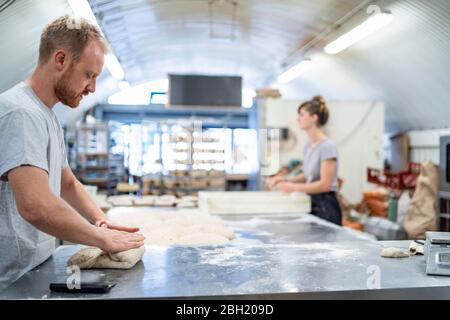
[309,191,342,225]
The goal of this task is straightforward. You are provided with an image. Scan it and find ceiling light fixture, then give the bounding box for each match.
[276,59,313,84]
[324,10,393,54]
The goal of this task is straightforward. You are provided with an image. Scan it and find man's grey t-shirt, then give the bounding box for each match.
[302,138,338,192]
[0,82,68,292]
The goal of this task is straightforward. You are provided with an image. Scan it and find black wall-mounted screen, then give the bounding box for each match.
[168,74,242,107]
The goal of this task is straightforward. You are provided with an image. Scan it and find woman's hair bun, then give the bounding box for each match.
[312,95,326,105]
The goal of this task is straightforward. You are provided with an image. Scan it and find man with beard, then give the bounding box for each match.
[0,16,145,291]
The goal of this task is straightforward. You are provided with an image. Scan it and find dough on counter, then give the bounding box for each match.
[380,247,410,258]
[155,195,177,207]
[142,226,186,246]
[107,195,135,207]
[176,201,197,208]
[408,241,424,255]
[133,196,157,206]
[68,246,145,269]
[108,210,236,246]
[181,195,198,202]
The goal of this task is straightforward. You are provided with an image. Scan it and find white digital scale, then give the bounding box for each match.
[425,232,450,276]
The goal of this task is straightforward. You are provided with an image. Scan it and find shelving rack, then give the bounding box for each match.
[75,122,125,194]
[141,119,226,196]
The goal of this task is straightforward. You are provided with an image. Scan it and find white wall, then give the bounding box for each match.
[408,128,450,165]
[0,0,73,92]
[261,98,385,203]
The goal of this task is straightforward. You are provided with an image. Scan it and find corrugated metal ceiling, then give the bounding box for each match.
[281,0,450,132]
[90,0,365,88]
[89,0,450,132]
[0,0,449,131]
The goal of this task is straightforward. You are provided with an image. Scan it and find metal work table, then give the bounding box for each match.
[2,212,450,299]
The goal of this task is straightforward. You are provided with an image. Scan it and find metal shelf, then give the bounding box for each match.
[163,175,226,180]
[160,120,225,195]
[75,122,125,193]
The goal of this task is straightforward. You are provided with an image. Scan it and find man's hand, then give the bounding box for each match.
[95,219,144,253]
[95,219,140,233]
[97,227,145,253]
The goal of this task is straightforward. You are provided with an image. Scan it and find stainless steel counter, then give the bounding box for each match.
[2,212,450,299]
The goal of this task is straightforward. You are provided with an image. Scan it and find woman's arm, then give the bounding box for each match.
[286,173,306,183]
[276,159,336,194]
[266,173,305,190]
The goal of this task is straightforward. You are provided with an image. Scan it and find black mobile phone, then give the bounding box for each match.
[49,282,116,294]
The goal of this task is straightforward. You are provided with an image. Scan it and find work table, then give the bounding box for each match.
[2,211,449,299]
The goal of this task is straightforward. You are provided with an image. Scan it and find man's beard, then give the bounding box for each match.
[54,65,84,108]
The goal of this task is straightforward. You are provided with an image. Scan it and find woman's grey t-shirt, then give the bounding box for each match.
[302,138,338,191]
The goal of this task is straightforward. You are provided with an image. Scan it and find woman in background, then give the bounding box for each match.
[267,96,342,225]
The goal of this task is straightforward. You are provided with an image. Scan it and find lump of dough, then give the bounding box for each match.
[380,247,410,258]
[107,195,135,206]
[184,225,235,240]
[155,197,176,207]
[408,241,424,255]
[176,201,197,208]
[68,246,145,269]
[133,196,157,206]
[105,210,236,247]
[182,195,198,201]
[67,247,103,269]
[144,226,185,246]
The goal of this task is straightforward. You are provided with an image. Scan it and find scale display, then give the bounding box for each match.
[438,253,450,263]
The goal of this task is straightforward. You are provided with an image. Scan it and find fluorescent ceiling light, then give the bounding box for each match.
[68,0,125,80]
[276,59,312,84]
[324,12,393,54]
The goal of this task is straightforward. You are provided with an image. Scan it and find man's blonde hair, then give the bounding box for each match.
[38,15,109,64]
